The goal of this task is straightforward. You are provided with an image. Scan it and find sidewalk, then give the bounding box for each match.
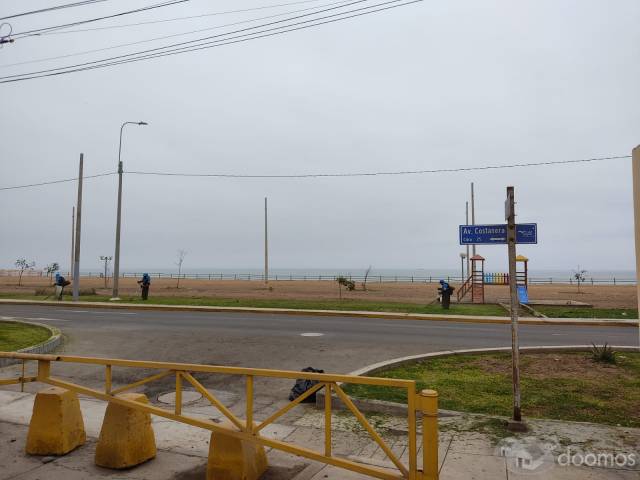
[0,298,636,327]
[1,390,638,479]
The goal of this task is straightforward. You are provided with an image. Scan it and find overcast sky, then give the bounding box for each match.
[1,0,639,274]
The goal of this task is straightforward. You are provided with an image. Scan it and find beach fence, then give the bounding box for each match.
[1,270,634,285]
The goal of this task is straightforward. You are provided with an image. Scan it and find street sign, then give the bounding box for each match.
[459,223,537,245]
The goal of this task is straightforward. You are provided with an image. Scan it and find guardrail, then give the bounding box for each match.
[0,352,439,480]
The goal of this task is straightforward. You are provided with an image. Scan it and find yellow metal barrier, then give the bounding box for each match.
[0,352,439,480]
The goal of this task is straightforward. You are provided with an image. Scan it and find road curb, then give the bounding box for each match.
[0,318,63,368]
[0,299,636,327]
[316,345,640,417]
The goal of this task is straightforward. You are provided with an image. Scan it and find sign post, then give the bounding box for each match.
[506,186,524,429]
[458,188,534,430]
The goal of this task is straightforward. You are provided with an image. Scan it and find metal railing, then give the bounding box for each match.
[2,270,634,285]
[0,352,439,480]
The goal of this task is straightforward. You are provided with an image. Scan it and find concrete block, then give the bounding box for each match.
[95,393,156,469]
[26,387,86,456]
[207,420,268,480]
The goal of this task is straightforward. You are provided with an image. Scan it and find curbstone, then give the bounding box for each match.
[0,319,63,368]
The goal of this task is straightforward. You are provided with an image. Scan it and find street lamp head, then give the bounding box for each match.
[138,121,148,125]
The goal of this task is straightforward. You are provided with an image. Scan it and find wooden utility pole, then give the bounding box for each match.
[70,206,75,277]
[632,145,640,349]
[264,197,269,284]
[506,186,523,427]
[465,201,470,277]
[471,183,476,257]
[72,154,84,301]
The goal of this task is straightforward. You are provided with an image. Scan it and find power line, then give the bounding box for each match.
[124,156,631,179]
[5,0,371,76]
[30,0,345,36]
[13,0,190,38]
[1,0,410,82]
[1,156,627,191]
[0,0,355,69]
[0,172,115,191]
[0,1,110,21]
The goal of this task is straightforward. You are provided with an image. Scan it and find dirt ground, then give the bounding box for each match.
[0,275,636,308]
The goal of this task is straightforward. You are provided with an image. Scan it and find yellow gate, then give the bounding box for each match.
[0,352,439,480]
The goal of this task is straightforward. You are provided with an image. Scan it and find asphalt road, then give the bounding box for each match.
[1,304,636,400]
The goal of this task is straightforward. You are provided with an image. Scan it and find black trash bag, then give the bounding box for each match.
[288,367,325,402]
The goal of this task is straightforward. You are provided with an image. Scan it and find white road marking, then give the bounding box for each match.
[300,332,324,337]
[60,310,90,313]
[89,311,137,316]
[551,334,568,336]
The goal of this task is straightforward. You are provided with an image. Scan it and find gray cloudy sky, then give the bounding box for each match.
[1,0,639,274]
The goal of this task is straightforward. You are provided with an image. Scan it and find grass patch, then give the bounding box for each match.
[0,321,51,351]
[344,352,640,427]
[0,293,508,316]
[535,306,637,319]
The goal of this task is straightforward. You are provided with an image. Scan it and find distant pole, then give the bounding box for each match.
[632,145,640,349]
[506,186,523,426]
[465,201,470,277]
[459,253,466,283]
[471,182,476,257]
[72,154,84,301]
[70,206,75,277]
[100,256,112,288]
[264,197,269,284]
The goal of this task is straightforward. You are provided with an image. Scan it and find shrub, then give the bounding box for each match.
[591,343,617,364]
[337,276,356,291]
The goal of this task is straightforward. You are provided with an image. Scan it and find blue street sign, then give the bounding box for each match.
[459,223,537,245]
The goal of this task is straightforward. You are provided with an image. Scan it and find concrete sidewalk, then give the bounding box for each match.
[1,390,638,480]
[0,298,637,327]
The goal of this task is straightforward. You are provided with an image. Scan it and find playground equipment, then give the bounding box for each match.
[457,255,529,304]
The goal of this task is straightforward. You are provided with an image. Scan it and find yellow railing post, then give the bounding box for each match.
[407,383,417,480]
[324,383,332,457]
[246,375,254,433]
[21,360,25,392]
[418,389,438,480]
[175,371,182,415]
[105,365,112,395]
[37,360,50,381]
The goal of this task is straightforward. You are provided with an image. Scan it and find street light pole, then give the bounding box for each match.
[100,256,112,288]
[111,121,148,300]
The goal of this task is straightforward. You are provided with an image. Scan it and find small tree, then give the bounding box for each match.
[44,262,60,279]
[175,249,187,289]
[573,266,587,293]
[15,258,35,286]
[362,265,372,291]
[337,276,355,299]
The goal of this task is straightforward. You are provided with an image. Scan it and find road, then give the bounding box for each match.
[1,304,635,400]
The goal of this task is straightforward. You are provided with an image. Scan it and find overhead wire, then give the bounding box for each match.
[0,0,356,69]
[0,156,630,191]
[0,1,110,21]
[30,0,347,36]
[0,173,115,191]
[0,0,414,82]
[12,0,190,38]
[125,156,632,178]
